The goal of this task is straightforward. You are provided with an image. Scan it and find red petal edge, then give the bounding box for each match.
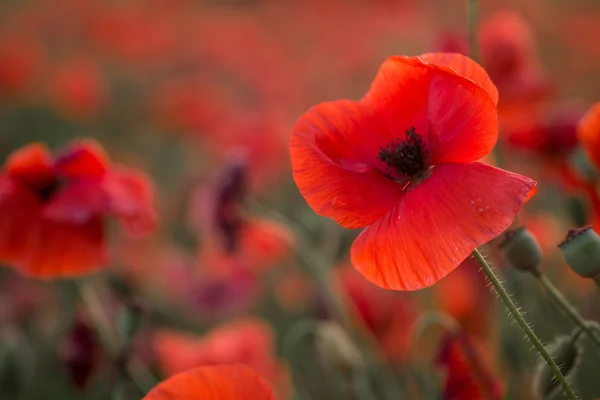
[351,162,536,291]
[143,364,274,400]
[419,52,499,106]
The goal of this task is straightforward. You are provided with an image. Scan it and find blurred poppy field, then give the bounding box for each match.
[1,0,600,399]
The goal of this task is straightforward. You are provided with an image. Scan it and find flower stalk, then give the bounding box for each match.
[471,248,578,400]
[536,272,600,351]
[77,281,156,394]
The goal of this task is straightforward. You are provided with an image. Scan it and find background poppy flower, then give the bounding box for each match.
[152,318,289,398]
[143,364,274,400]
[578,102,600,171]
[0,140,156,278]
[290,53,536,291]
[436,332,504,400]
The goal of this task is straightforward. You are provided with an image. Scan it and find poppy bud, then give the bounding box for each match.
[535,329,582,399]
[316,321,363,373]
[214,157,248,253]
[60,311,98,389]
[559,226,600,283]
[499,227,543,275]
[118,299,145,348]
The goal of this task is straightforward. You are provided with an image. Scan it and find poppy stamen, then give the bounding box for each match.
[378,126,428,176]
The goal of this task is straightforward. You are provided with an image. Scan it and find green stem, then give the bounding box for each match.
[537,272,600,350]
[472,249,578,400]
[77,281,157,394]
[467,0,479,63]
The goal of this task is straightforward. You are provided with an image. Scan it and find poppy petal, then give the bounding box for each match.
[20,216,106,278]
[427,69,498,165]
[4,142,55,187]
[102,167,157,235]
[43,180,107,224]
[362,56,431,151]
[419,52,499,105]
[350,162,536,291]
[363,55,498,165]
[143,365,274,400]
[290,100,404,229]
[54,139,109,179]
[578,102,600,170]
[0,179,41,266]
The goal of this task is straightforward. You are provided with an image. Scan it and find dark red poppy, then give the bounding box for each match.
[60,310,98,389]
[0,140,156,278]
[143,364,274,400]
[436,332,504,400]
[290,53,536,291]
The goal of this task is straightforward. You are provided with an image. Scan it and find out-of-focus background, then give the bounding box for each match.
[1,0,600,399]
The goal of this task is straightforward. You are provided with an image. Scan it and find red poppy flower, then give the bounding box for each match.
[0,140,156,278]
[504,100,583,157]
[436,332,504,400]
[290,53,536,291]
[152,318,289,398]
[143,364,274,400]
[578,102,600,171]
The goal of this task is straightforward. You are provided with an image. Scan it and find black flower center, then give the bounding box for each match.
[377,127,428,176]
[34,178,65,202]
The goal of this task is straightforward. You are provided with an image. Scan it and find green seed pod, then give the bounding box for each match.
[499,227,543,275]
[535,329,582,399]
[559,226,600,280]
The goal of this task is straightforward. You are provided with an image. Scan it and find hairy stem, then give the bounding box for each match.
[472,248,578,400]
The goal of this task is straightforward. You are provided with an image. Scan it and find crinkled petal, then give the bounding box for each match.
[578,102,600,170]
[290,100,404,229]
[19,216,106,278]
[54,139,109,179]
[143,365,274,400]
[362,56,431,151]
[364,55,498,166]
[351,162,536,291]
[419,52,499,105]
[427,69,498,165]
